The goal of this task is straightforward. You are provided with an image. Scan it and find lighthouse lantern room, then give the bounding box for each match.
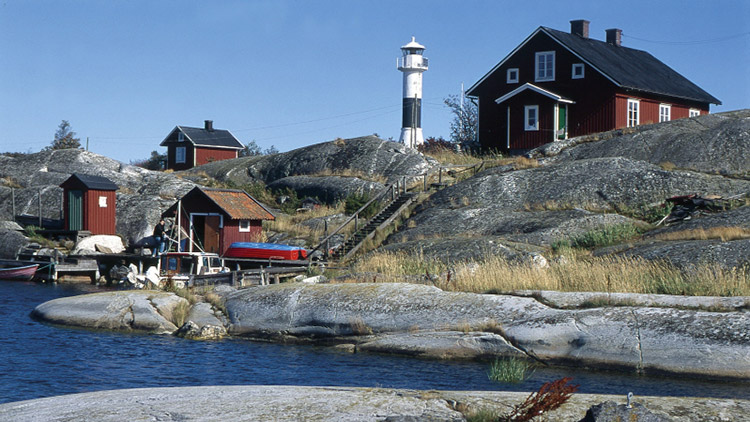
[397,37,428,149]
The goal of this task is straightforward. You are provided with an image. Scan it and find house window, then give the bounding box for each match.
[507,68,519,83]
[239,220,251,232]
[176,146,186,163]
[178,132,184,142]
[572,63,584,79]
[659,104,671,122]
[627,99,640,127]
[689,109,701,117]
[524,105,539,131]
[535,51,555,82]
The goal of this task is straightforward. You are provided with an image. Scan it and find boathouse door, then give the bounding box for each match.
[68,190,83,231]
[204,216,221,253]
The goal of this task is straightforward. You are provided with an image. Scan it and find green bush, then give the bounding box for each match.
[569,223,644,249]
[344,193,380,219]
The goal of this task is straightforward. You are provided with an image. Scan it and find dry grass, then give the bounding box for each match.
[653,227,750,242]
[349,317,373,335]
[509,156,540,170]
[204,292,227,314]
[659,161,677,171]
[302,168,387,184]
[171,300,190,328]
[264,202,352,242]
[352,250,750,297]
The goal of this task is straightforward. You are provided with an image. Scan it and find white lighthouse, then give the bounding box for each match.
[397,37,428,149]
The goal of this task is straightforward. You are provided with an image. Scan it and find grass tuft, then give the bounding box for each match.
[488,357,535,383]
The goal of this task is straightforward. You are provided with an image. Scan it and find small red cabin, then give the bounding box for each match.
[160,120,244,171]
[164,187,275,256]
[60,173,118,235]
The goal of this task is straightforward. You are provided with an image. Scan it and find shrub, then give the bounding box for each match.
[344,193,380,219]
[501,377,578,421]
[568,223,645,249]
[487,357,534,384]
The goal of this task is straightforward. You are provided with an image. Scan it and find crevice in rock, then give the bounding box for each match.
[631,309,644,373]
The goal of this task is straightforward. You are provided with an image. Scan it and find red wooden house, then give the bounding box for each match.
[60,173,118,235]
[466,20,721,152]
[164,187,275,255]
[160,120,244,170]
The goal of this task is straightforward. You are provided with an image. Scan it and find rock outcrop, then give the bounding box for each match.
[192,136,438,185]
[222,283,750,380]
[532,109,750,179]
[31,291,185,334]
[0,149,195,244]
[268,175,385,203]
[0,386,746,422]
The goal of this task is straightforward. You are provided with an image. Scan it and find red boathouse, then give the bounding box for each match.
[165,187,275,255]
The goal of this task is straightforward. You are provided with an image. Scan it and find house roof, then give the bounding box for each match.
[160,126,244,149]
[60,173,118,191]
[468,26,721,105]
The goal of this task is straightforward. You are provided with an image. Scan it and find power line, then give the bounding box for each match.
[623,31,750,45]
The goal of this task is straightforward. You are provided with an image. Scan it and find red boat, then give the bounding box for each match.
[0,264,39,281]
[223,242,308,260]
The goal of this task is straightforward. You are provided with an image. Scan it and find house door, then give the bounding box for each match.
[68,190,83,231]
[204,216,221,253]
[556,105,568,140]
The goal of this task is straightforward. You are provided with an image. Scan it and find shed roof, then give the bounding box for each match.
[160,126,244,149]
[169,187,275,221]
[60,173,118,191]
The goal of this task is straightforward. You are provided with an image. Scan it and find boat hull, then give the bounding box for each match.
[224,242,307,260]
[0,264,39,281]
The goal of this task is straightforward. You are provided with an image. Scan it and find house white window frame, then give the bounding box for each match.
[175,146,186,164]
[98,196,107,208]
[689,108,701,117]
[659,104,671,122]
[239,220,251,232]
[507,68,519,83]
[627,99,640,128]
[524,105,539,131]
[535,51,555,82]
[572,63,585,79]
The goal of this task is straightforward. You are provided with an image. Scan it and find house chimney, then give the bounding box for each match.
[570,19,590,38]
[606,28,622,46]
[204,120,214,131]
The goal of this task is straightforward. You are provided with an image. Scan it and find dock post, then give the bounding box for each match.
[38,188,42,228]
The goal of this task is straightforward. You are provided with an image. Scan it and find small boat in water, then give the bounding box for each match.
[0,264,39,281]
[223,242,307,260]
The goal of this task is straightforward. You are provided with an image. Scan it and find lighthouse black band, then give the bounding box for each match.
[402,98,422,128]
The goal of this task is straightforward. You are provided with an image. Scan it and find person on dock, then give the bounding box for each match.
[152,219,167,257]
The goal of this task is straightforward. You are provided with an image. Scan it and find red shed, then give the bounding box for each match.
[467,20,721,153]
[165,187,275,255]
[60,173,118,235]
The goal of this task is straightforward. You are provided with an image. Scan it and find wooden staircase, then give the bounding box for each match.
[329,191,416,261]
[311,179,417,263]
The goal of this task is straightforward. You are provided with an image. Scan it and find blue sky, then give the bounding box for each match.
[1,1,748,163]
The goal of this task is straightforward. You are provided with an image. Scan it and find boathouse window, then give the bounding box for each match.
[524,105,539,131]
[176,147,186,163]
[98,196,107,208]
[572,63,584,79]
[535,51,555,82]
[627,99,640,127]
[239,220,251,232]
[507,68,519,83]
[659,104,671,122]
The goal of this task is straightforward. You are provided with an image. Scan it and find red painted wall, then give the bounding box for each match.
[195,147,238,166]
[471,30,712,152]
[220,220,263,255]
[83,190,117,235]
